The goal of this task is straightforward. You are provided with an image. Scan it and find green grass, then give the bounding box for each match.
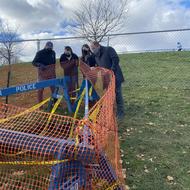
[119,51,190,190]
[1,51,190,189]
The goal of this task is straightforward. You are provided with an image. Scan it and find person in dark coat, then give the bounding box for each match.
[81,44,98,108]
[177,42,182,51]
[32,41,56,103]
[60,46,79,99]
[81,44,96,67]
[90,41,125,119]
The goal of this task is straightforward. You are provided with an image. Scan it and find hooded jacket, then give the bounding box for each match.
[94,45,124,86]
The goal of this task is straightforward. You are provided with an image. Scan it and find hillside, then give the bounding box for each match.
[1,51,190,189]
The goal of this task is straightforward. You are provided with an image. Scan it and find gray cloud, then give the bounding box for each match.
[1,0,190,61]
[1,0,190,35]
[0,0,65,33]
[125,0,190,32]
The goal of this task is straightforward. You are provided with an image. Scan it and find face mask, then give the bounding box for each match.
[46,48,52,52]
[65,53,71,58]
[66,54,71,57]
[83,50,88,54]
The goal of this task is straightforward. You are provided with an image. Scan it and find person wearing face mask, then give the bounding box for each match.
[60,46,79,99]
[81,44,96,67]
[90,41,125,120]
[32,41,56,103]
[80,44,98,108]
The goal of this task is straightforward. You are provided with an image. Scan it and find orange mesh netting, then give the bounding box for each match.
[0,62,126,189]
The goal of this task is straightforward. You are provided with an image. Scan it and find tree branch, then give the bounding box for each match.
[73,0,128,42]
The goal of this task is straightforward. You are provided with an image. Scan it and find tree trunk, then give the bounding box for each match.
[5,55,11,104]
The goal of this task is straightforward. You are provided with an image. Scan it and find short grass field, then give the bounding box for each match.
[1,51,190,189]
[120,51,190,190]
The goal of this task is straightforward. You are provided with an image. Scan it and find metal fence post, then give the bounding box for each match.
[37,39,40,51]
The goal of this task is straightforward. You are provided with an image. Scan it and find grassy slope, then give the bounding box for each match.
[0,61,63,107]
[1,52,190,189]
[119,51,190,190]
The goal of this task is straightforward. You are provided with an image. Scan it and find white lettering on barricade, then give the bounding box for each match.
[16,84,36,93]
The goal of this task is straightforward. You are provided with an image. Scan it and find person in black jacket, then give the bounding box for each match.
[90,41,125,119]
[32,41,56,103]
[81,44,96,67]
[81,44,98,108]
[60,46,79,99]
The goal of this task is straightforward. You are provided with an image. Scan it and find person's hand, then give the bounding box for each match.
[111,65,116,72]
[39,64,46,71]
[32,62,41,67]
[90,67,96,70]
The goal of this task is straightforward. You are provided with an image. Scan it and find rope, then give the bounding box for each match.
[0,159,69,166]
[40,96,63,136]
[105,180,121,190]
[0,97,50,123]
[69,87,86,139]
[0,97,62,157]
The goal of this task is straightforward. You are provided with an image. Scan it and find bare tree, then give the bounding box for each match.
[73,0,128,42]
[0,22,21,104]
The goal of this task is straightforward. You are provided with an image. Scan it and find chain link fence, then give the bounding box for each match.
[1,28,190,190]
[108,29,190,53]
[1,28,189,63]
[1,28,190,105]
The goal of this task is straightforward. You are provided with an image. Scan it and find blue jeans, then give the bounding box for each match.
[65,75,78,97]
[116,84,125,118]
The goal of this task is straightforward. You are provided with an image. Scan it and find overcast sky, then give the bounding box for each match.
[0,0,190,60]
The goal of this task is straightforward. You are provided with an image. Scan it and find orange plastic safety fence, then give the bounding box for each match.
[0,62,126,189]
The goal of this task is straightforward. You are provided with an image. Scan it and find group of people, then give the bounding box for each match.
[32,41,125,119]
